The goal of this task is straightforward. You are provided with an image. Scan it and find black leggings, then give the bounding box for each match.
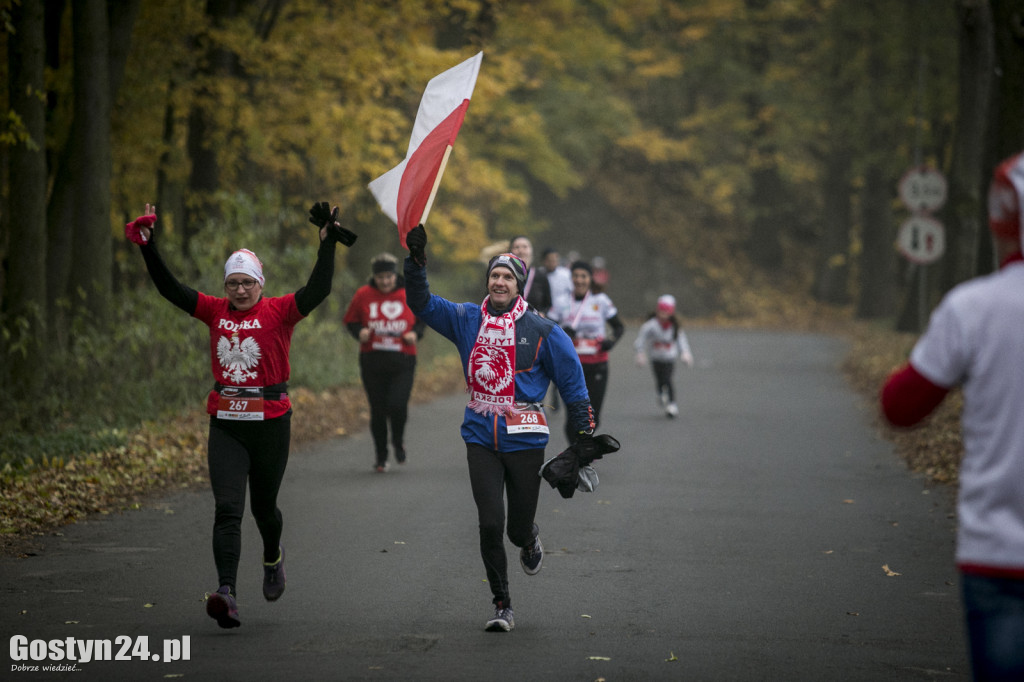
[652,360,675,402]
[359,352,416,463]
[565,361,608,442]
[207,414,291,594]
[466,443,544,606]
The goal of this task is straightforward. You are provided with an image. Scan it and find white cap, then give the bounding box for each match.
[224,249,265,287]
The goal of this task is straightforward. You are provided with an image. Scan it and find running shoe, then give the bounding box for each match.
[520,535,543,575]
[666,402,679,418]
[263,545,286,601]
[485,602,515,632]
[205,586,240,629]
[395,447,407,464]
[375,462,389,473]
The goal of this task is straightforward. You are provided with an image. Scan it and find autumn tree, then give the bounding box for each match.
[3,0,48,403]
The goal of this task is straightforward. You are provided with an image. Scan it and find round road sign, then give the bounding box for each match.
[898,166,947,213]
[897,215,945,265]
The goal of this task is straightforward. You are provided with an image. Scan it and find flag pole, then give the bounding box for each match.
[419,145,453,226]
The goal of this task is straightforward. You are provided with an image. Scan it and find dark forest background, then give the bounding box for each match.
[3,0,1024,463]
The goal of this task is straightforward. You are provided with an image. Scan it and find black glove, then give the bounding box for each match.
[308,201,333,229]
[406,224,427,266]
[328,221,358,246]
[600,338,615,352]
[573,430,599,464]
[309,201,358,246]
[539,450,580,499]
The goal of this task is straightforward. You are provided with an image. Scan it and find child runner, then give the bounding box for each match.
[634,294,694,418]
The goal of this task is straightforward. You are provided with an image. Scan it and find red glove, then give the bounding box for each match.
[125,214,156,245]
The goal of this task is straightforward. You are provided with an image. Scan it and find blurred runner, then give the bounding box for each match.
[556,260,624,443]
[634,294,694,418]
[343,252,424,472]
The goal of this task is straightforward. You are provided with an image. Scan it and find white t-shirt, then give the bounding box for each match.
[546,266,573,323]
[634,317,692,363]
[910,261,1024,572]
[557,291,617,364]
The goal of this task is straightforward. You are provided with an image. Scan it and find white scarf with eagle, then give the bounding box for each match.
[467,295,528,416]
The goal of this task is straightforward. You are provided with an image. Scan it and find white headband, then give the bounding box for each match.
[224,249,265,287]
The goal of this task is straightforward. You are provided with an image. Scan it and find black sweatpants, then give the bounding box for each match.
[466,443,545,606]
[359,351,416,464]
[565,361,608,443]
[207,413,291,594]
[652,360,675,402]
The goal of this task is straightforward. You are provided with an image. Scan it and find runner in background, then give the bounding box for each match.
[590,256,610,293]
[343,252,424,472]
[125,201,357,629]
[403,224,595,633]
[509,235,551,315]
[542,247,573,324]
[634,294,694,418]
[557,260,624,444]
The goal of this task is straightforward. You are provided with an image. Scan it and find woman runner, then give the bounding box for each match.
[125,201,357,628]
[556,260,624,443]
[343,252,424,472]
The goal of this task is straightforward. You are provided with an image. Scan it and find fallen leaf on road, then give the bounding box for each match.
[581,614,591,619]
[587,656,611,661]
[64,621,78,624]
[843,499,855,504]
[882,564,901,577]
[847,611,859,616]
[144,603,155,608]
[666,651,679,662]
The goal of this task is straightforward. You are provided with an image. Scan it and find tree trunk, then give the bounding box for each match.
[989,0,1024,162]
[184,0,246,268]
[4,0,49,399]
[67,2,114,326]
[943,0,995,292]
[742,0,785,271]
[813,151,852,304]
[857,158,897,319]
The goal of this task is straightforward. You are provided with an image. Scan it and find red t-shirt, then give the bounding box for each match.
[343,285,418,356]
[193,292,304,419]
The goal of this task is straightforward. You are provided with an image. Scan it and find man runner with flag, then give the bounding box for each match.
[402,224,596,631]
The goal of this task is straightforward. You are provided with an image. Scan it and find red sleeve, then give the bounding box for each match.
[343,287,367,326]
[879,363,950,428]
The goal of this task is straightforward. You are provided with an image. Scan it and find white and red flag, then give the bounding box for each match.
[368,52,483,247]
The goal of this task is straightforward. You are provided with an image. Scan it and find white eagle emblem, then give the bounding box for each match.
[470,346,513,393]
[217,333,262,384]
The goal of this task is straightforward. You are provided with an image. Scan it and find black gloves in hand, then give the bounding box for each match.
[600,338,615,352]
[406,224,427,266]
[308,201,358,246]
[328,222,358,246]
[308,201,333,228]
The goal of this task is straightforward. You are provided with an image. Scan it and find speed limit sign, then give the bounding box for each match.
[898,166,947,213]
[897,215,945,265]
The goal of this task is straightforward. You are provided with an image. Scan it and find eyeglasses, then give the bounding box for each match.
[225,279,259,291]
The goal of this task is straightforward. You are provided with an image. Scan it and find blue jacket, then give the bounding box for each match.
[404,257,592,452]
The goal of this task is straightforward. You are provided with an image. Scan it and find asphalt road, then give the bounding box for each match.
[1,328,968,681]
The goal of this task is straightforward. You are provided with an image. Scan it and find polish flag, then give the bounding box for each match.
[368,52,483,247]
